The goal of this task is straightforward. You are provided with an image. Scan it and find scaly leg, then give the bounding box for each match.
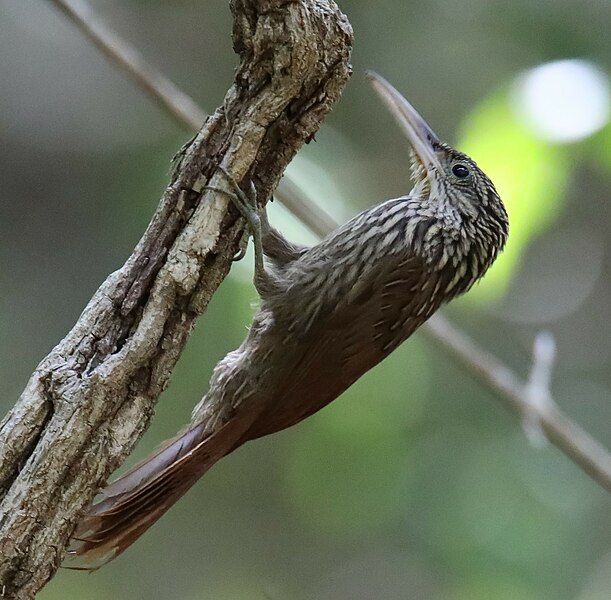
[205,166,278,296]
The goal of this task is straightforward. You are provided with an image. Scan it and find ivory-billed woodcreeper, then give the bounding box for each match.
[70,72,508,567]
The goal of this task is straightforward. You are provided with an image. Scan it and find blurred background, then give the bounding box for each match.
[1,1,610,598]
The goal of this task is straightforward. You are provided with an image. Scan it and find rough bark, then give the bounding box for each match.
[0,1,352,596]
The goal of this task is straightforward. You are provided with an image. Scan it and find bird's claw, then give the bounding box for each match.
[204,165,261,233]
[204,164,276,296]
[232,229,250,262]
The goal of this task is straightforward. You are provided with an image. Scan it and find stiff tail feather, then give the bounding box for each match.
[67,415,251,569]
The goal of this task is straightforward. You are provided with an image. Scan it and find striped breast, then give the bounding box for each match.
[245,252,441,439]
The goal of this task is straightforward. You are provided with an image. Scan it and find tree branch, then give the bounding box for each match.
[44,0,611,494]
[424,317,611,492]
[0,2,353,596]
[49,0,207,132]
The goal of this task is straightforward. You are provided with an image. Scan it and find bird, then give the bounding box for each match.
[68,71,509,568]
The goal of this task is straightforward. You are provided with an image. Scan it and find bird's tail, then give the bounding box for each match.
[67,415,251,569]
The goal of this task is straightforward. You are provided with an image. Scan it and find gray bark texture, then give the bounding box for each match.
[0,1,353,596]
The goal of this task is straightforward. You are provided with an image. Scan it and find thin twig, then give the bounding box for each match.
[49,0,206,130]
[425,317,611,493]
[48,0,611,492]
[523,331,556,447]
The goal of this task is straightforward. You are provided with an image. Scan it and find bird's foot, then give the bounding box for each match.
[204,165,278,296]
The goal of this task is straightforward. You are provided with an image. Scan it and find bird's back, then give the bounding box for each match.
[244,239,442,439]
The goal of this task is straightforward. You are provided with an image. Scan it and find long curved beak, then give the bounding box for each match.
[366,70,443,173]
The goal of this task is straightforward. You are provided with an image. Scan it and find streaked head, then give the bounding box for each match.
[367,71,505,218]
[366,70,509,287]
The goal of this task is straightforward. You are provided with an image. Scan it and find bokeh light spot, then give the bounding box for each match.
[513,59,609,143]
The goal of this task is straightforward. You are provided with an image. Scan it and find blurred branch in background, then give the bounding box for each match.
[49,0,207,131]
[426,319,611,492]
[46,0,611,493]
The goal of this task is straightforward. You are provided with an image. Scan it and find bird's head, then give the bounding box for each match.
[367,71,508,288]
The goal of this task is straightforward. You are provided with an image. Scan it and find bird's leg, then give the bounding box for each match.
[205,167,278,296]
[258,195,310,267]
[258,198,273,237]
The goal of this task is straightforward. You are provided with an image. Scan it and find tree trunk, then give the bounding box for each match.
[0,1,352,596]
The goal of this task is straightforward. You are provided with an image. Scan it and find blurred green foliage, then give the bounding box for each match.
[459,90,569,300]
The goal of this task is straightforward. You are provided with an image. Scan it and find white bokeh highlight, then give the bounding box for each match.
[513,59,609,143]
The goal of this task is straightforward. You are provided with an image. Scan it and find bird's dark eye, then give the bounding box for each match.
[452,164,470,178]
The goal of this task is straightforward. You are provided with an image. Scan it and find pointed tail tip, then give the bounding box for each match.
[63,534,119,572]
[61,416,251,572]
